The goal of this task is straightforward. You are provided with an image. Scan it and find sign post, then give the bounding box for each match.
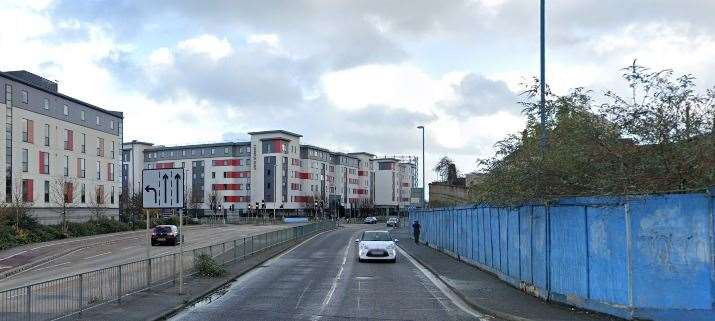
[142,168,185,294]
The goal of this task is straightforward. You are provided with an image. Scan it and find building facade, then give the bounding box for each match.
[1,71,123,223]
[122,130,418,217]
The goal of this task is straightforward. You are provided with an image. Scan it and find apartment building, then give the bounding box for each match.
[371,157,419,212]
[122,130,418,216]
[1,71,123,223]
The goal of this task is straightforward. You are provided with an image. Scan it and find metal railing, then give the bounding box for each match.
[0,221,335,321]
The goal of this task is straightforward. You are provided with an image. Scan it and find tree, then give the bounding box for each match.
[186,187,203,218]
[434,156,455,182]
[88,186,108,221]
[471,63,715,204]
[50,177,79,236]
[0,181,34,232]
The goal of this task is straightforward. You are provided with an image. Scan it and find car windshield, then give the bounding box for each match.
[362,232,391,241]
[155,226,172,233]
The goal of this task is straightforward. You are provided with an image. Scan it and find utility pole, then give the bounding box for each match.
[539,0,548,154]
[417,126,426,208]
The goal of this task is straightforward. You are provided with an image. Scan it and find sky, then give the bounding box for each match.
[2,0,715,188]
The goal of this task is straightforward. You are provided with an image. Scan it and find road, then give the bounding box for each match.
[0,224,296,290]
[169,225,495,321]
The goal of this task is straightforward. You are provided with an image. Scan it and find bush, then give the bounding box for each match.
[194,254,226,278]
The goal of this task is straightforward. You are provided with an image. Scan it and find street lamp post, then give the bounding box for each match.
[539,0,548,154]
[417,126,426,208]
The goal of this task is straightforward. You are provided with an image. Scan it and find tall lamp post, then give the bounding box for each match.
[417,126,426,208]
[539,0,548,154]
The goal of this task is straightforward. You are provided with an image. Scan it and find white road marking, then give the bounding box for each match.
[295,279,313,309]
[84,251,112,260]
[0,250,27,262]
[397,246,492,321]
[33,261,70,271]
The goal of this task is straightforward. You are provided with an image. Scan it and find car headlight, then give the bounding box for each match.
[386,244,395,250]
[359,244,367,250]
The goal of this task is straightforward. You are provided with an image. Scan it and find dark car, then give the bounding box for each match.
[151,225,182,246]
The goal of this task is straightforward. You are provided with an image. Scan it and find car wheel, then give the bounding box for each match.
[358,258,363,263]
[151,241,157,246]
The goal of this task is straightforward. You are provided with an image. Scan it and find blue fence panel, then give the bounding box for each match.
[532,205,548,291]
[499,208,509,273]
[629,194,712,309]
[549,205,589,299]
[508,208,521,279]
[587,204,629,306]
[519,206,533,283]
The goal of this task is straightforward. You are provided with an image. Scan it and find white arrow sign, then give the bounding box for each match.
[142,168,184,208]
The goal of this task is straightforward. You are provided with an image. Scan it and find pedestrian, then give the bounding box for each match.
[412,220,421,244]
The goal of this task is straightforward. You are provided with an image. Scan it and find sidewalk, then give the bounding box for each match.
[395,230,622,321]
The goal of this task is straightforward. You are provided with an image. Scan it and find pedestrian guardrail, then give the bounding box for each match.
[0,220,336,321]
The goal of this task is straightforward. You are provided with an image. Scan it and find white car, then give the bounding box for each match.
[356,230,398,263]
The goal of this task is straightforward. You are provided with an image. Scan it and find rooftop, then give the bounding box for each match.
[1,70,123,118]
[247,130,302,138]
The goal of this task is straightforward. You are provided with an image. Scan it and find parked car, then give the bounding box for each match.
[151,225,182,246]
[356,230,398,263]
[363,216,378,224]
[386,217,399,228]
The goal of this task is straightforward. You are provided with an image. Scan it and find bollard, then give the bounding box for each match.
[243,237,246,259]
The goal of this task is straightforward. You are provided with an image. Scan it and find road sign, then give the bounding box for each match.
[142,168,184,208]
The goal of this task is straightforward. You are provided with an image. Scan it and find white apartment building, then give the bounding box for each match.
[371,157,419,213]
[122,130,418,216]
[1,71,123,223]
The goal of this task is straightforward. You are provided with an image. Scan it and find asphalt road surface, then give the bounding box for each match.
[170,225,494,321]
[0,224,296,290]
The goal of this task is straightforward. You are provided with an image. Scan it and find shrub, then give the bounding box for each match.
[194,254,226,278]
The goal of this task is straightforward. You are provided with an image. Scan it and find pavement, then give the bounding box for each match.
[394,229,623,321]
[169,224,491,321]
[0,223,298,289]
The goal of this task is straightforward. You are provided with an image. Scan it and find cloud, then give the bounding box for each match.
[177,34,233,60]
[441,74,521,117]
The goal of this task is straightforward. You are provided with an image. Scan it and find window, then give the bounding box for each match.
[22,149,28,172]
[21,179,32,202]
[22,119,30,142]
[170,151,174,156]
[182,150,186,156]
[63,104,69,116]
[81,183,86,203]
[81,133,86,153]
[81,110,86,121]
[246,183,251,190]
[78,158,86,178]
[64,129,73,150]
[44,181,50,203]
[211,172,216,179]
[111,141,115,159]
[110,186,115,204]
[64,156,69,177]
[211,148,215,155]
[96,186,104,204]
[39,152,49,174]
[21,90,28,104]
[96,160,101,180]
[224,147,229,154]
[43,124,50,146]
[43,98,49,110]
[96,116,100,125]
[110,120,114,129]
[108,163,114,181]
[97,137,104,157]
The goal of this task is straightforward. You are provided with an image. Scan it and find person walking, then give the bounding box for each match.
[412,220,421,244]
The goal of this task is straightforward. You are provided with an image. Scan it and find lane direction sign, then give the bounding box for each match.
[142,168,184,208]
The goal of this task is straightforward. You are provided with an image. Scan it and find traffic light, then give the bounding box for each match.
[261,200,265,209]
[248,203,252,210]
